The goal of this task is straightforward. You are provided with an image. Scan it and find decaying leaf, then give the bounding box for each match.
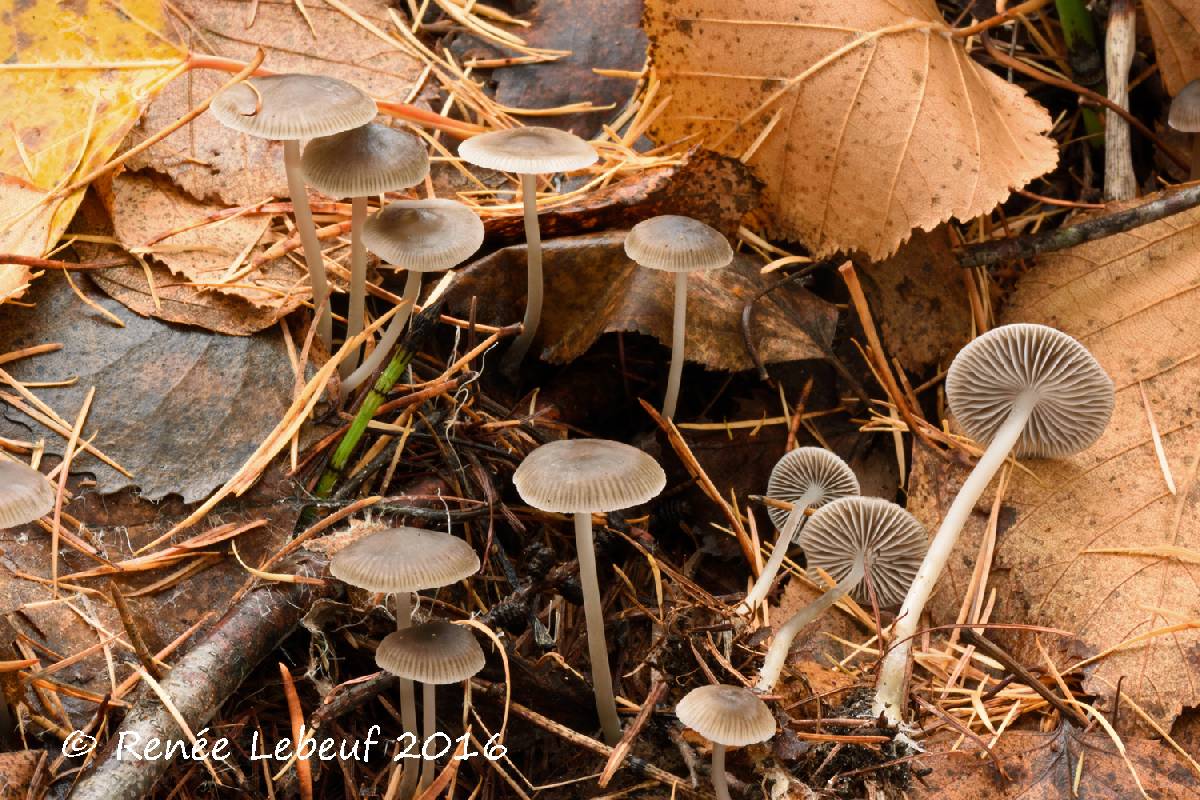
[449,231,836,370]
[912,730,1200,798]
[124,0,424,206]
[0,751,39,800]
[912,194,1200,730]
[1144,0,1200,97]
[0,0,182,300]
[643,0,1058,259]
[0,272,301,502]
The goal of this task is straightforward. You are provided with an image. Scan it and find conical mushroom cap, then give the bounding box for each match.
[1169,79,1200,132]
[675,684,775,747]
[330,527,479,593]
[301,123,429,198]
[514,439,665,514]
[210,74,376,141]
[362,199,484,272]
[799,496,928,606]
[765,448,859,530]
[457,127,597,174]
[623,216,733,274]
[945,323,1114,458]
[0,459,55,528]
[376,621,485,684]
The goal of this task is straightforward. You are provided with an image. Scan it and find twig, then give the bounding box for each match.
[957,628,1089,728]
[107,582,165,680]
[598,681,666,787]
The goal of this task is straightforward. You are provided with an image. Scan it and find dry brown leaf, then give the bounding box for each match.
[911,193,1200,731]
[1144,0,1200,97]
[125,0,424,206]
[449,231,837,370]
[643,0,1058,259]
[0,751,39,800]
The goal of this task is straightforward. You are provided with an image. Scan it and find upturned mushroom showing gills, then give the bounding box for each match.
[343,199,484,392]
[513,438,665,745]
[873,324,1114,724]
[738,447,859,615]
[376,621,485,791]
[210,74,377,351]
[1168,79,1200,179]
[457,127,597,370]
[756,497,926,692]
[675,684,775,800]
[623,216,734,419]
[330,526,479,797]
[301,123,430,376]
[0,458,55,528]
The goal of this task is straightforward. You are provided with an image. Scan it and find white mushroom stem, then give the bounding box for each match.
[504,174,543,368]
[756,558,864,693]
[283,140,333,351]
[663,271,688,419]
[343,269,421,392]
[395,592,420,800]
[873,394,1034,723]
[419,682,436,791]
[737,497,817,616]
[343,195,369,376]
[710,743,731,800]
[574,511,622,745]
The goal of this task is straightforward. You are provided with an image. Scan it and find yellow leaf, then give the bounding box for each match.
[0,0,184,300]
[643,0,1059,259]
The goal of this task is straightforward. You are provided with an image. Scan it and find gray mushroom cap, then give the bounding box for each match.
[623,215,734,274]
[798,496,928,606]
[330,527,480,594]
[457,126,597,174]
[301,123,429,198]
[765,447,860,530]
[376,621,485,684]
[0,459,55,528]
[210,74,377,141]
[514,439,665,514]
[945,323,1114,458]
[675,684,775,747]
[362,199,484,272]
[1169,79,1200,133]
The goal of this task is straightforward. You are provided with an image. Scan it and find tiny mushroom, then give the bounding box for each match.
[1168,78,1200,179]
[756,496,927,692]
[623,215,734,419]
[873,323,1113,724]
[210,74,377,351]
[675,684,775,800]
[513,438,665,745]
[739,447,860,615]
[0,458,55,528]
[331,526,479,796]
[457,127,597,369]
[377,620,485,791]
[343,199,484,392]
[301,123,430,376]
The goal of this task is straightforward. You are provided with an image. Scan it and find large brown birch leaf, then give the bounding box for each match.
[1143,0,1200,97]
[643,0,1059,259]
[911,194,1200,731]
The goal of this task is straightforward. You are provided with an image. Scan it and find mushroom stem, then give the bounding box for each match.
[573,511,622,745]
[343,269,421,392]
[873,394,1034,723]
[1191,136,1200,181]
[756,558,864,692]
[738,499,813,616]
[283,140,333,351]
[710,743,731,800]
[419,682,436,791]
[663,271,688,419]
[343,195,369,377]
[504,174,543,370]
[395,592,420,799]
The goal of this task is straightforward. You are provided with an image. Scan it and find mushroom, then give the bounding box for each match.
[210,74,377,351]
[675,684,775,800]
[756,496,927,692]
[623,216,734,419]
[376,620,485,791]
[738,448,859,615]
[343,199,484,392]
[0,458,55,528]
[1168,79,1200,180]
[873,323,1113,723]
[300,123,430,376]
[330,526,479,797]
[457,127,597,369]
[513,438,665,745]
